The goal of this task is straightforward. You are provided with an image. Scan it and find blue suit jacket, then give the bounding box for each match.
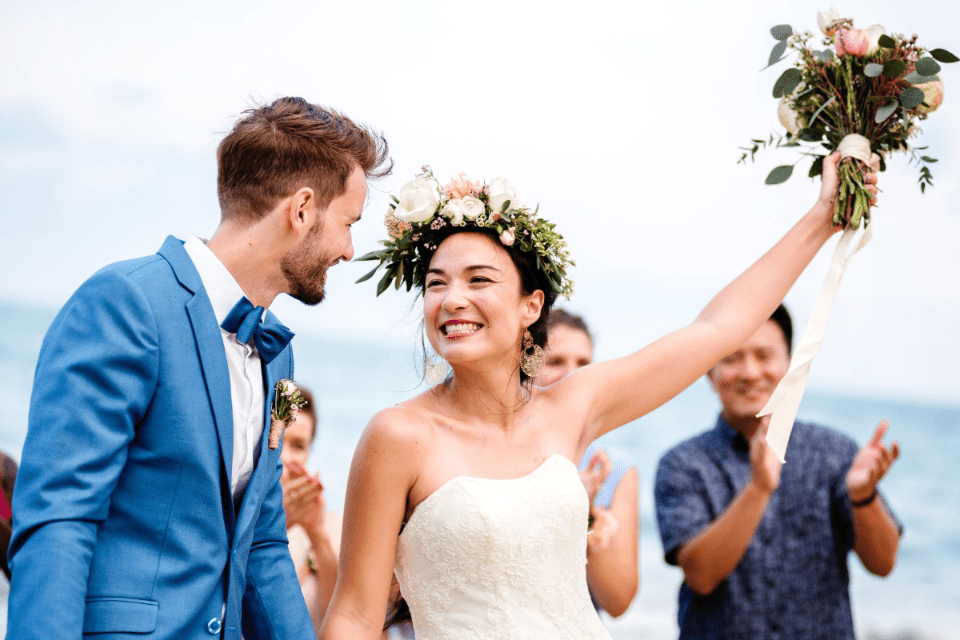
[7,237,314,640]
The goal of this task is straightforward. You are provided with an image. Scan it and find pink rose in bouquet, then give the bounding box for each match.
[916,76,944,114]
[835,28,870,57]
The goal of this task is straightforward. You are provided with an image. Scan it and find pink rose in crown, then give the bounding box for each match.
[444,173,482,200]
[500,228,516,246]
[835,28,870,57]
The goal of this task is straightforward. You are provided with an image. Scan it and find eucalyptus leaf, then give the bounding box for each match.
[900,86,925,110]
[815,49,833,62]
[865,63,884,77]
[904,72,941,85]
[883,60,907,77]
[809,155,825,178]
[915,57,942,76]
[769,40,788,66]
[500,200,511,213]
[765,165,794,184]
[878,34,897,48]
[356,249,390,262]
[770,24,792,40]
[930,48,960,63]
[808,96,836,126]
[875,99,898,123]
[376,268,394,296]
[772,68,802,98]
[355,264,380,284]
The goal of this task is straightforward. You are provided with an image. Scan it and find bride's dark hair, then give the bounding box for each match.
[417,226,558,384]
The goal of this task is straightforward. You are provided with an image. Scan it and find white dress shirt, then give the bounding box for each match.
[183,235,265,506]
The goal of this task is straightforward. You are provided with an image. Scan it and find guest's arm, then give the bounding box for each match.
[675,423,781,595]
[847,422,901,576]
[585,466,639,616]
[299,511,342,636]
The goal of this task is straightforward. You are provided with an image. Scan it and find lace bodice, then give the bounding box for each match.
[395,454,612,640]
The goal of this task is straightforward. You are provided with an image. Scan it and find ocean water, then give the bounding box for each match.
[1,298,958,640]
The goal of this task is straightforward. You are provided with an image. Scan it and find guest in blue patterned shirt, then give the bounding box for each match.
[654,304,902,640]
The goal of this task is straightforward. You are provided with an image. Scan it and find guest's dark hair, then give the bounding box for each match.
[770,304,794,355]
[547,308,593,346]
[296,386,318,442]
[217,97,392,224]
[419,227,558,384]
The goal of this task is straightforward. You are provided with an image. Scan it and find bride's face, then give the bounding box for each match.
[423,232,543,371]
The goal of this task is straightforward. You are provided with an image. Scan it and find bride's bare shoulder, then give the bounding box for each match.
[359,394,439,456]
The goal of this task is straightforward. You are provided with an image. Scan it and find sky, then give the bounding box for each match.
[1,0,958,405]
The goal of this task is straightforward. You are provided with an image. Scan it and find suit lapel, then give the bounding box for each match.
[159,236,237,529]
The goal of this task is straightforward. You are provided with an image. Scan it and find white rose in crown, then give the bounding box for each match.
[441,199,467,225]
[395,176,440,223]
[488,177,521,213]
[460,196,485,220]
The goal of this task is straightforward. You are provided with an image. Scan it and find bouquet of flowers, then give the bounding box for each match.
[740,7,956,228]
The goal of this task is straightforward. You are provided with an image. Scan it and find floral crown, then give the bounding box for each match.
[356,166,574,297]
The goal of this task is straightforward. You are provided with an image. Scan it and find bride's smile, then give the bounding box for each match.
[423,231,543,368]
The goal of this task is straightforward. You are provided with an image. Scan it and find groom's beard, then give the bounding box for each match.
[281,224,332,306]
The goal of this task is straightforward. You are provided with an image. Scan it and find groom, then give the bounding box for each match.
[7,97,390,640]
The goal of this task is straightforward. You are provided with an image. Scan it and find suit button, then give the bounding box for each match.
[207,617,222,635]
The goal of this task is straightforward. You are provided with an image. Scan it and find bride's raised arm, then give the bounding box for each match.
[562,152,878,443]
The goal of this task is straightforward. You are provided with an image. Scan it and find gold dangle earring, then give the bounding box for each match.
[520,329,544,378]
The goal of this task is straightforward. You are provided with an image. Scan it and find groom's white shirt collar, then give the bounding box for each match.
[182,235,265,506]
[183,235,252,329]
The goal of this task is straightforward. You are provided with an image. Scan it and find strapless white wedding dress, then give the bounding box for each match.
[395,454,612,640]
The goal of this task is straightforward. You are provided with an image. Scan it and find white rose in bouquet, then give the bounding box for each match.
[864,24,886,56]
[778,98,802,135]
[395,177,440,223]
[488,177,521,213]
[816,7,842,35]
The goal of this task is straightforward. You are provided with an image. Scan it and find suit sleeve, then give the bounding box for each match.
[241,350,314,640]
[7,269,160,640]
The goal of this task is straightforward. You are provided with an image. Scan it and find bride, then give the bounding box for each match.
[320,158,877,640]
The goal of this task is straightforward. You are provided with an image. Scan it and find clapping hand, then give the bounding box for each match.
[846,421,900,503]
[282,461,325,530]
[580,449,612,507]
[748,418,783,496]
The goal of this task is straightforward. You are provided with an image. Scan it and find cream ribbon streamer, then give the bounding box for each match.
[758,222,874,462]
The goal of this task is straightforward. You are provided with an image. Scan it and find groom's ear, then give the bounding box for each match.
[286,187,317,237]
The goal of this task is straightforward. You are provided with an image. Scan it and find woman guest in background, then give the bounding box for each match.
[537,309,640,618]
[278,386,342,638]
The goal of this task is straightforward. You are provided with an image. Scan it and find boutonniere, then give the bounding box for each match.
[269,379,307,450]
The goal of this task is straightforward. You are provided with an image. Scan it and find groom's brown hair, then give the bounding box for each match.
[217,97,391,223]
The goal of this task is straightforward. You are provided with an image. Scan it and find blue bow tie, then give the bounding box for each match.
[220,297,294,364]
